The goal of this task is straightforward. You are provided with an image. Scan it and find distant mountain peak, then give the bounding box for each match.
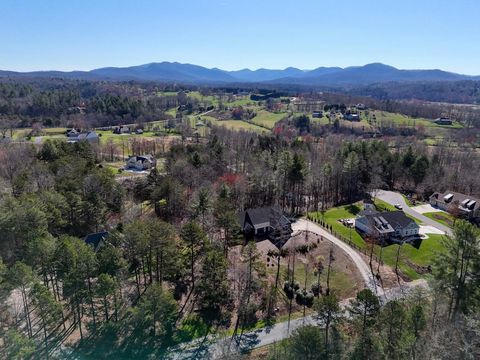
[0,61,477,85]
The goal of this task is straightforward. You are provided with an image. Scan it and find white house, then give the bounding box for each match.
[67,131,99,144]
[126,154,156,171]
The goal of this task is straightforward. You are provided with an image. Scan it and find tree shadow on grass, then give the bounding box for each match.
[345,204,361,216]
[70,322,170,360]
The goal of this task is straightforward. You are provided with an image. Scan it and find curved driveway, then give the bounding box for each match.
[292,219,384,296]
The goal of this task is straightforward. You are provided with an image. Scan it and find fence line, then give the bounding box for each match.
[306,214,384,265]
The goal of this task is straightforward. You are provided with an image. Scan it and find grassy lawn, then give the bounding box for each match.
[286,263,357,299]
[373,198,396,211]
[21,127,167,145]
[369,110,463,129]
[379,234,446,280]
[96,130,160,145]
[165,108,177,117]
[374,198,422,224]
[13,127,68,140]
[423,212,455,228]
[309,201,448,280]
[224,97,256,107]
[187,91,219,105]
[310,115,330,125]
[157,91,178,97]
[401,194,414,207]
[250,110,286,129]
[206,117,268,133]
[310,203,366,249]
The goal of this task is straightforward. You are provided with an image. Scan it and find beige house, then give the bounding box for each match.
[430,191,480,220]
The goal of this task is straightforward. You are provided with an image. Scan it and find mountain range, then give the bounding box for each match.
[1,62,479,86]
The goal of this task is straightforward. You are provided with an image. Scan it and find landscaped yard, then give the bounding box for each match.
[309,203,366,249]
[309,200,450,280]
[423,211,455,228]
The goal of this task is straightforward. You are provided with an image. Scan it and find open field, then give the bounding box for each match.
[187,91,257,107]
[165,108,177,117]
[366,110,463,129]
[250,110,286,129]
[157,91,178,96]
[12,127,68,140]
[310,115,330,125]
[207,118,268,133]
[224,97,257,107]
[11,123,180,145]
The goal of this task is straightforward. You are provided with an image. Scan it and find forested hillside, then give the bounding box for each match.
[0,117,479,358]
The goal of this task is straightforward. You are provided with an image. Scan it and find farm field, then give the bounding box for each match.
[18,127,175,146]
[250,110,286,129]
[366,110,463,129]
[210,119,268,133]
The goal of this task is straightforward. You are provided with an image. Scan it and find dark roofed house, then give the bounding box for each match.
[66,128,79,137]
[434,117,453,126]
[238,207,292,248]
[343,113,360,121]
[430,191,480,221]
[355,210,419,244]
[84,231,109,252]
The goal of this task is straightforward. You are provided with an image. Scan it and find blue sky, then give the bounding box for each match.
[1,0,479,74]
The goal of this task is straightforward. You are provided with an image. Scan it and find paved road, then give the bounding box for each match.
[292,219,384,296]
[168,279,427,359]
[165,215,431,359]
[375,190,452,236]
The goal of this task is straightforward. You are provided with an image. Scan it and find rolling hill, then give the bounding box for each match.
[0,62,478,86]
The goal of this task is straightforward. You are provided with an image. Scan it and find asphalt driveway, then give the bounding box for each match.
[374,190,452,236]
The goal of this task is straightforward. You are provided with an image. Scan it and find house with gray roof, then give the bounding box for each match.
[84,231,109,252]
[355,210,420,244]
[126,154,157,171]
[238,207,292,247]
[429,191,480,220]
[67,131,99,144]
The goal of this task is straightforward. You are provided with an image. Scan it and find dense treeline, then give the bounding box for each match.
[3,78,480,132]
[348,80,480,105]
[0,80,211,128]
[0,140,123,259]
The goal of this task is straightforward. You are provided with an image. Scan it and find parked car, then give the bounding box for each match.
[394,203,403,209]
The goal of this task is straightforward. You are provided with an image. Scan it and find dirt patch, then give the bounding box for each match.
[231,232,365,301]
[359,252,411,289]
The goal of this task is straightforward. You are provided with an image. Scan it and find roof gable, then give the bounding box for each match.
[84,231,109,251]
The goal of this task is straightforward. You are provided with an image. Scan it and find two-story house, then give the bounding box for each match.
[355,210,420,244]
